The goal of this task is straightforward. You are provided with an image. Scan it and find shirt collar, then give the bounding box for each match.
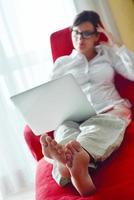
[71,49,84,59]
[70,45,103,60]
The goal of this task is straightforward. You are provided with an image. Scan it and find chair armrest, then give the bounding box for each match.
[24,125,43,161]
[24,125,54,161]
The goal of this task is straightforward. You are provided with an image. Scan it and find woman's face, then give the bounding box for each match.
[71,21,99,56]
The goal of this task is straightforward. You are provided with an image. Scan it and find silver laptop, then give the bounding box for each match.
[10,74,96,135]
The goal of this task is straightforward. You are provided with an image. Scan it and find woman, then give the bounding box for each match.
[40,10,134,196]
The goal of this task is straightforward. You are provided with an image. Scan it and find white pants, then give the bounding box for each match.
[46,103,131,186]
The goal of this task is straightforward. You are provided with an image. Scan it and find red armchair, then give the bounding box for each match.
[24,27,134,200]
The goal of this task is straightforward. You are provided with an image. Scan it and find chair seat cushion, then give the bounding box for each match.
[35,122,134,200]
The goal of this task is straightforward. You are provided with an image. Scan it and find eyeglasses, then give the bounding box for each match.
[71,29,97,39]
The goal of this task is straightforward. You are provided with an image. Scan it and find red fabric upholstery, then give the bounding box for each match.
[24,125,43,161]
[115,74,134,116]
[24,27,134,200]
[24,125,54,161]
[35,123,134,200]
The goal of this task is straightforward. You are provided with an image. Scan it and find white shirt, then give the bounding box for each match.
[50,45,134,113]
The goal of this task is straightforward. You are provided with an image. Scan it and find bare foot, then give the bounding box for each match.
[40,134,65,162]
[66,140,96,196]
[40,134,51,158]
[40,134,70,178]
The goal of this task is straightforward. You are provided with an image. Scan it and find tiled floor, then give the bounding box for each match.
[6,190,35,200]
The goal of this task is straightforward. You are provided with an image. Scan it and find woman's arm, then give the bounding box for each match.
[97,25,134,81]
[49,56,69,80]
[97,24,122,47]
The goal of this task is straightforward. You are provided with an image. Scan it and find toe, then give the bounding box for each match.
[66,140,81,153]
[65,142,75,154]
[57,145,63,154]
[40,134,47,144]
[51,139,57,146]
[50,140,62,154]
[65,148,73,160]
[71,141,81,152]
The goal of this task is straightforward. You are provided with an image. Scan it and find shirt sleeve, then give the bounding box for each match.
[111,45,134,81]
[49,57,65,80]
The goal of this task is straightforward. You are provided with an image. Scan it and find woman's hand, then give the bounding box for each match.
[96,24,122,47]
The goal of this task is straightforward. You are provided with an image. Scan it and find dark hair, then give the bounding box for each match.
[72,10,102,30]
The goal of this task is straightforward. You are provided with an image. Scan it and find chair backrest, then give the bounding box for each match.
[50,27,134,113]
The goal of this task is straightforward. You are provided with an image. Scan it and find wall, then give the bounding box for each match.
[108,0,134,51]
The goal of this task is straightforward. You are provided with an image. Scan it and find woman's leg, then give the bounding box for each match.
[40,134,71,180]
[40,121,80,186]
[67,104,131,195]
[65,140,96,196]
[77,104,131,162]
[40,121,96,195]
